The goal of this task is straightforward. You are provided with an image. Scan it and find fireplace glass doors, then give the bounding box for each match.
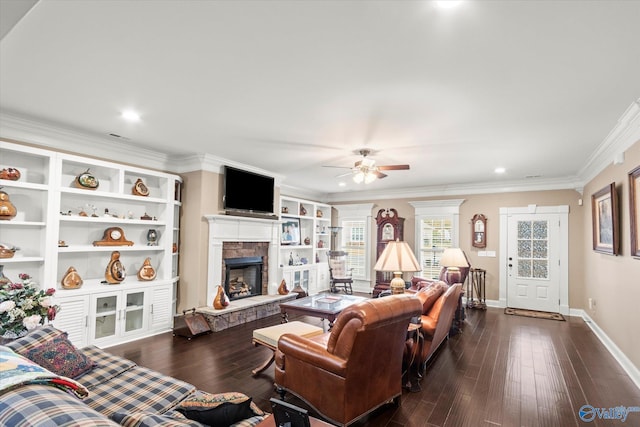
[224,256,263,301]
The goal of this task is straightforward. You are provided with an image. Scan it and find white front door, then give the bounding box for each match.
[506,214,561,312]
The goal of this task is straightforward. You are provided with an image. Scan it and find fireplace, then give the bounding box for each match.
[224,256,263,301]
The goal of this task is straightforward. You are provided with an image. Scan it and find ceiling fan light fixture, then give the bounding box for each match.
[353,171,365,183]
[364,172,377,184]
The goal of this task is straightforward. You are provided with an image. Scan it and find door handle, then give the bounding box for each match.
[508,264,513,267]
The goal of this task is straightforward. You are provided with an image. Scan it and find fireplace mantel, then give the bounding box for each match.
[205,215,281,305]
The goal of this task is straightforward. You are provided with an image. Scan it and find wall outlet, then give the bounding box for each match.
[588,298,595,310]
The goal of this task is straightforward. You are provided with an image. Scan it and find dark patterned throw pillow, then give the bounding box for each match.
[25,333,95,379]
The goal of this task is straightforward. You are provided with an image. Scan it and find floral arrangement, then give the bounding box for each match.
[0,273,59,339]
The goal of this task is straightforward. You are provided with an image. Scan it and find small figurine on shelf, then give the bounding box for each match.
[295,253,301,265]
[304,236,311,245]
[289,252,294,266]
[299,205,307,216]
[315,253,320,263]
[78,207,88,217]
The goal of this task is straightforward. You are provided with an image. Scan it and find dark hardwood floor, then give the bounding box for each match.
[107,302,640,427]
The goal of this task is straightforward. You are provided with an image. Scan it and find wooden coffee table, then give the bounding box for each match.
[280,293,368,330]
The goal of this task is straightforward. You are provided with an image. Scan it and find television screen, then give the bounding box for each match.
[223,166,275,214]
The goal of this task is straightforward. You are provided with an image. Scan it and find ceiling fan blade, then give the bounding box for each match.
[322,165,352,169]
[375,171,388,179]
[335,171,355,178]
[377,164,410,171]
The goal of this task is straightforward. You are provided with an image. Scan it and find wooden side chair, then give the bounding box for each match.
[327,251,353,295]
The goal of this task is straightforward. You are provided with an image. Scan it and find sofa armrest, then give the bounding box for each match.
[277,334,347,377]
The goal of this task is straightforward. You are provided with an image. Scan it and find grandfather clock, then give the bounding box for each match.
[373,208,404,297]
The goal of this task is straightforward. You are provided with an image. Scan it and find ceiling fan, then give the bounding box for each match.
[325,149,410,184]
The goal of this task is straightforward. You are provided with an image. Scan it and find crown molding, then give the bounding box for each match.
[0,112,172,171]
[578,98,640,185]
[326,176,583,203]
[172,153,285,186]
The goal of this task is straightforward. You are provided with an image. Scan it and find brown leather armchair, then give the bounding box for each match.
[274,294,422,426]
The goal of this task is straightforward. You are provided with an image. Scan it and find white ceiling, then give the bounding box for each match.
[1,0,639,200]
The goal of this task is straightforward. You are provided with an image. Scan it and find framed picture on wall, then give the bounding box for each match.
[591,182,620,255]
[281,218,301,245]
[629,166,640,258]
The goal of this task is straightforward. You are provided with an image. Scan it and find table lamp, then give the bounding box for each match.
[439,247,469,285]
[373,239,421,294]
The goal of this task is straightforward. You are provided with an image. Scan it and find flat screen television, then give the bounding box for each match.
[223,165,275,215]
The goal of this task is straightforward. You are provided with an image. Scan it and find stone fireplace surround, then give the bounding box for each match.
[199,215,296,331]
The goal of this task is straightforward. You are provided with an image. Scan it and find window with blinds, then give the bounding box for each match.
[341,220,366,279]
[418,217,453,279]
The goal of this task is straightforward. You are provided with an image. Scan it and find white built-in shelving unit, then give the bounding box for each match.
[0,140,181,347]
[279,196,331,295]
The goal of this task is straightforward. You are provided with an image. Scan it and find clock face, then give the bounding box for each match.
[110,228,122,240]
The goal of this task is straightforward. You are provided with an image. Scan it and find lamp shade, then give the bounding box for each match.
[373,239,421,272]
[439,248,469,268]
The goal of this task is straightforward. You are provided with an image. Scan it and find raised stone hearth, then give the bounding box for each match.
[197,294,295,331]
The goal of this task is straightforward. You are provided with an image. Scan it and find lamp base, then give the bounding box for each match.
[390,272,405,294]
[443,267,462,286]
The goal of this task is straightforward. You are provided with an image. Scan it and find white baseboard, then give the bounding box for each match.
[573,310,640,390]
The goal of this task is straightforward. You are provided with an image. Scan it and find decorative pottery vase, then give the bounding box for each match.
[213,285,230,309]
[132,178,149,196]
[0,189,17,220]
[74,169,99,190]
[137,257,157,281]
[0,168,21,181]
[0,243,18,259]
[172,243,178,253]
[147,229,158,246]
[278,279,289,295]
[299,205,307,216]
[316,209,323,218]
[61,266,83,289]
[304,236,311,245]
[105,251,126,284]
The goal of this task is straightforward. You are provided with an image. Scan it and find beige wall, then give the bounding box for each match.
[582,139,640,369]
[178,170,220,310]
[334,189,584,304]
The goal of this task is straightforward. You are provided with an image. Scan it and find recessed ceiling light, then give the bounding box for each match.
[494,167,506,174]
[121,110,140,122]
[434,1,463,9]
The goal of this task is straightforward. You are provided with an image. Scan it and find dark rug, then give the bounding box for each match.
[504,307,565,321]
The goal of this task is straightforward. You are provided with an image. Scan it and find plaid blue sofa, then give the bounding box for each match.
[0,326,266,427]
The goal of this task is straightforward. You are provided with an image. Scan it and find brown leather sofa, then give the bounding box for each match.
[274,294,422,427]
[403,282,462,391]
[416,283,462,366]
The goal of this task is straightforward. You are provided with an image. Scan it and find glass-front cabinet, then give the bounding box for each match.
[90,289,147,346]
